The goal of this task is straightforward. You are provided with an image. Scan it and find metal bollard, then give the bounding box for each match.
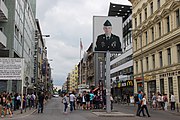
[177,103,179,112]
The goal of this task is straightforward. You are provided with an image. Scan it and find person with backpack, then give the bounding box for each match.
[62,93,68,114]
[136,91,145,117]
[163,94,168,110]
[138,93,150,117]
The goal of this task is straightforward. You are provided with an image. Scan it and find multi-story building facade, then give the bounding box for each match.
[34,19,46,93]
[0,0,8,91]
[0,0,36,93]
[110,15,133,97]
[107,3,133,97]
[86,43,95,88]
[129,0,180,103]
[68,65,78,92]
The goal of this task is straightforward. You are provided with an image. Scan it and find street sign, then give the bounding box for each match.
[0,58,24,80]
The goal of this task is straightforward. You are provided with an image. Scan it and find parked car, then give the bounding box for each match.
[53,94,59,98]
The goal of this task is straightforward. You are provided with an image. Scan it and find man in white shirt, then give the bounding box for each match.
[170,93,175,110]
[69,91,76,112]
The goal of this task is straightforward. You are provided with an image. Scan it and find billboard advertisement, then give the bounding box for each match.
[93,16,123,52]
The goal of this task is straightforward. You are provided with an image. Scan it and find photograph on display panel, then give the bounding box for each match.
[93,16,123,52]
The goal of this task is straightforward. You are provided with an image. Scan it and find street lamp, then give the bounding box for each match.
[42,35,50,37]
[129,28,144,92]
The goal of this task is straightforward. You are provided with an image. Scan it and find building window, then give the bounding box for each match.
[157,0,160,9]
[176,9,180,27]
[168,77,173,95]
[145,8,147,19]
[151,27,154,41]
[167,48,171,65]
[136,61,138,74]
[166,16,170,33]
[15,25,19,38]
[145,31,148,45]
[158,22,161,37]
[177,44,180,63]
[139,13,142,24]
[159,51,163,67]
[178,76,180,102]
[135,39,137,50]
[152,54,155,69]
[0,27,4,32]
[150,2,153,15]
[128,32,132,43]
[146,57,149,71]
[140,35,142,48]
[135,18,137,28]
[160,79,164,95]
[147,80,156,100]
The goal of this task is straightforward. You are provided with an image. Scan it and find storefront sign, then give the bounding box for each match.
[121,82,126,87]
[118,82,121,88]
[126,80,133,86]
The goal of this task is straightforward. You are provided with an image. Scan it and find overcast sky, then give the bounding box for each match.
[36,0,131,86]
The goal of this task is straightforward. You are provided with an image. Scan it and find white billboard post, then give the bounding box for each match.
[93,16,123,113]
[0,58,24,113]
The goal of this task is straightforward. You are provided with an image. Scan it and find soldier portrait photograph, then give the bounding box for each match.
[93,16,123,52]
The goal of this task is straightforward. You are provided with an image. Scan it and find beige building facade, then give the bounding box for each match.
[129,0,180,103]
[68,65,78,92]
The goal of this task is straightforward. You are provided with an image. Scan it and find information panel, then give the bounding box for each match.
[0,58,24,80]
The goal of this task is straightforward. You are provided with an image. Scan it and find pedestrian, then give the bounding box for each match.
[85,92,90,110]
[6,95,13,117]
[81,92,86,110]
[62,93,68,114]
[136,91,145,116]
[89,91,94,109]
[69,91,75,112]
[76,94,82,110]
[0,94,3,118]
[170,93,176,110]
[110,94,114,110]
[138,93,150,117]
[152,93,157,110]
[94,94,100,109]
[38,92,45,113]
[163,94,168,111]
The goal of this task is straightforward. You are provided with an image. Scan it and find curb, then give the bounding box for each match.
[92,112,135,117]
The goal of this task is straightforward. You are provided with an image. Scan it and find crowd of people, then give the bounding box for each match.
[0,91,47,118]
[135,91,177,117]
[61,90,114,114]
[151,92,176,111]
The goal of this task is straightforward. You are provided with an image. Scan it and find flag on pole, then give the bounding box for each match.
[80,40,83,50]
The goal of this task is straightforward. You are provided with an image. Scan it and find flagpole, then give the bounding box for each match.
[79,38,82,84]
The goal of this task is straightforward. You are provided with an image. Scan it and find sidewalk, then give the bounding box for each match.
[2,107,37,119]
[113,103,180,116]
[3,99,49,119]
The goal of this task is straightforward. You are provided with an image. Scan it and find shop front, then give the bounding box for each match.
[112,80,134,102]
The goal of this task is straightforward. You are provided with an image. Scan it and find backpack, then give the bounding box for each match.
[134,94,139,103]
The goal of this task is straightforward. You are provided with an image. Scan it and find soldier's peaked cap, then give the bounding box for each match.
[103,20,112,26]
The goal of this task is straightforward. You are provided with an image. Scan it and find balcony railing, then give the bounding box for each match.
[0,30,7,47]
[0,0,8,21]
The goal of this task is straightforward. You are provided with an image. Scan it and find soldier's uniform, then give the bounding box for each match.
[95,34,121,51]
[95,20,122,52]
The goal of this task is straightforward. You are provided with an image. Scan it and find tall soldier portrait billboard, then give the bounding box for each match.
[93,16,123,53]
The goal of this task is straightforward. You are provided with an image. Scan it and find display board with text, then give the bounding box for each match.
[0,58,24,80]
